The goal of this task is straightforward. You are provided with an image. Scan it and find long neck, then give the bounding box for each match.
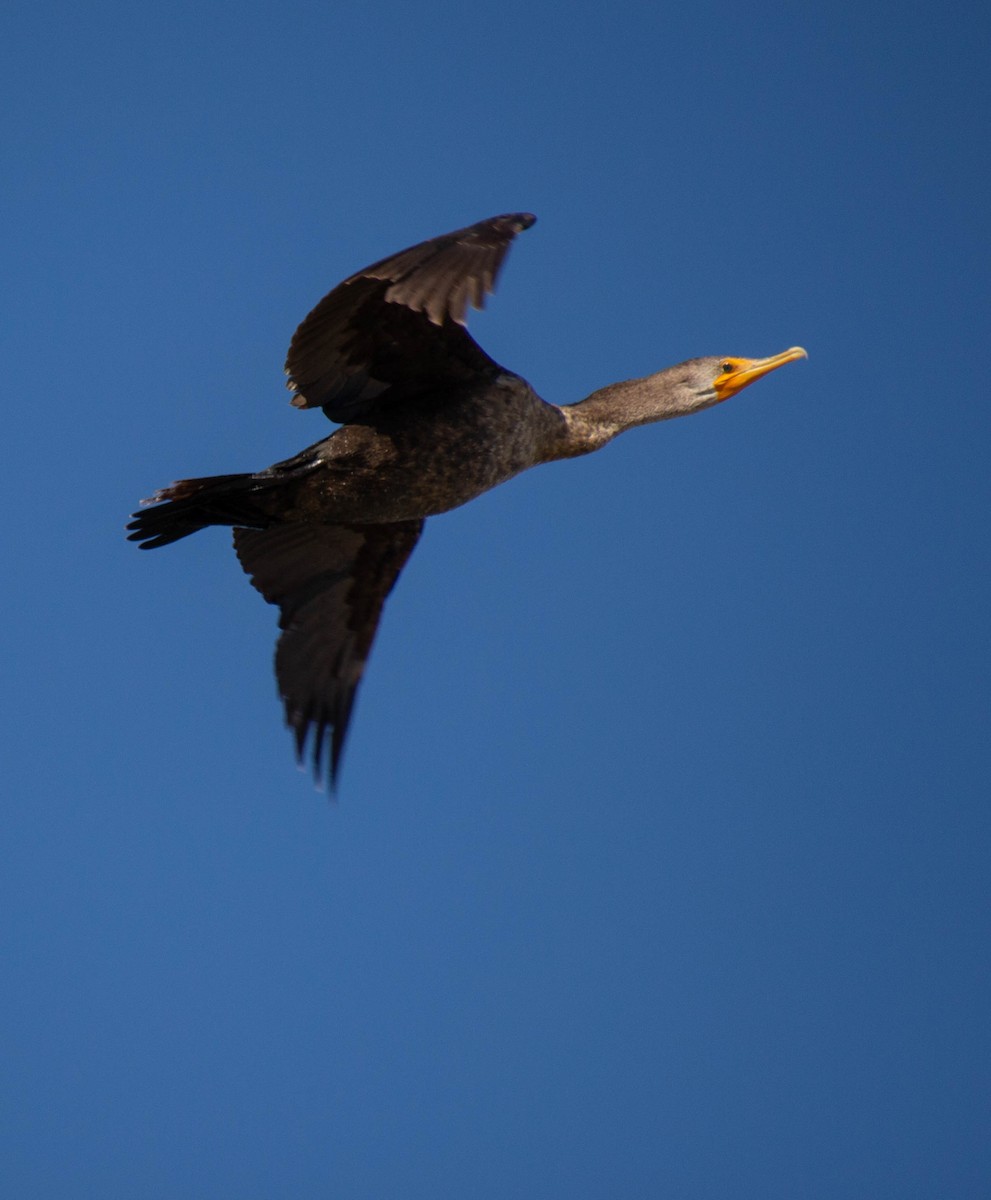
[553,369,702,458]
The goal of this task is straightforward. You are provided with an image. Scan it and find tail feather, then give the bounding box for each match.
[126,471,272,549]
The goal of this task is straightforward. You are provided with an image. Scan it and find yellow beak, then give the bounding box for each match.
[713,346,808,402]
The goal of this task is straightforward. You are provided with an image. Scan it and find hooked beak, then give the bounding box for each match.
[712,347,808,402]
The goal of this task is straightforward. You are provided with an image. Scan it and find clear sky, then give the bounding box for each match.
[3,1,989,1196]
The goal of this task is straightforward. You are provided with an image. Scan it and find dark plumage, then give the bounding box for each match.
[128,213,806,786]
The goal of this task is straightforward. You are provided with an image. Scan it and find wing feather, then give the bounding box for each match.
[285,213,535,421]
[233,520,423,787]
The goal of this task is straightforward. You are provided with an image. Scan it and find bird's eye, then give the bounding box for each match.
[720,360,734,374]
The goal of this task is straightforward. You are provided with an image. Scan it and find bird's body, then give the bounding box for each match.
[129,213,805,784]
[287,372,564,524]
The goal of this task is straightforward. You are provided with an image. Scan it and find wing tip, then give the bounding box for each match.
[491,212,537,234]
[287,702,348,794]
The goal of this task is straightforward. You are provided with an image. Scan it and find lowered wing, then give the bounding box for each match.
[234,519,424,786]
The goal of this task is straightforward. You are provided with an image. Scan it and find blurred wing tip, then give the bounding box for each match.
[288,710,342,791]
[492,212,537,233]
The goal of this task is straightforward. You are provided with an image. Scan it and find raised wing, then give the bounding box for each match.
[233,519,424,787]
[284,212,536,422]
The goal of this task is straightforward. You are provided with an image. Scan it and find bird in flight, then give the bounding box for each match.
[128,213,806,787]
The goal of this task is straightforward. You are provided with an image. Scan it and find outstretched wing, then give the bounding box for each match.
[285,212,536,422]
[233,520,424,787]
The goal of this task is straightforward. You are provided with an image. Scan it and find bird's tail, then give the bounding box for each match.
[126,471,274,550]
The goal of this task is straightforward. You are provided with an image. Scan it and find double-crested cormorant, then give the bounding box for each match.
[128,213,806,786]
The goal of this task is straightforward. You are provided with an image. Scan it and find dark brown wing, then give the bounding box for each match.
[233,519,424,787]
[284,212,536,422]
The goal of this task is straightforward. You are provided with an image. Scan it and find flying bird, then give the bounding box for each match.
[128,213,806,786]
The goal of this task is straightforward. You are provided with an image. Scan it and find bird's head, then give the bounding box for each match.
[673,347,808,413]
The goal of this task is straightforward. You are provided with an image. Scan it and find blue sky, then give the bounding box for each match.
[3,1,989,1195]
